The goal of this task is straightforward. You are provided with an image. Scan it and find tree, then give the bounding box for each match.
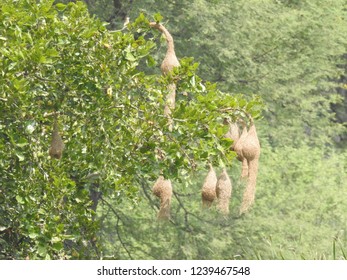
[70,0,347,260]
[103,0,347,147]
[0,0,260,259]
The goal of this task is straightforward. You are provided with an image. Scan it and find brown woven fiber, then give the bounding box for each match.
[216,168,232,215]
[149,22,180,75]
[152,176,173,220]
[224,122,240,150]
[150,22,180,131]
[201,164,218,208]
[49,118,64,160]
[233,122,249,178]
[239,121,260,214]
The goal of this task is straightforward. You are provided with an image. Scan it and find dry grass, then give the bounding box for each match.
[216,168,232,215]
[152,176,173,220]
[49,118,64,159]
[201,164,217,208]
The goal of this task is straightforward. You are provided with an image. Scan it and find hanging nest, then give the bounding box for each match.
[233,121,249,179]
[150,22,180,131]
[152,176,173,220]
[149,22,180,75]
[201,164,217,208]
[239,121,260,215]
[216,168,232,215]
[224,122,240,150]
[49,117,64,160]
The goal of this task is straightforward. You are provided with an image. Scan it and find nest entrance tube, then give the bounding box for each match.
[216,168,232,215]
[233,122,249,179]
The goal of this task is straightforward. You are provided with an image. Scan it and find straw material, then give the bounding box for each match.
[153,176,173,220]
[239,123,260,214]
[49,118,64,159]
[216,168,232,215]
[201,164,218,208]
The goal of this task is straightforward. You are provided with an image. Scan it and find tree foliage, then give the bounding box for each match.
[1,0,346,260]
[99,147,347,260]
[112,0,347,147]
[80,0,347,260]
[0,0,260,259]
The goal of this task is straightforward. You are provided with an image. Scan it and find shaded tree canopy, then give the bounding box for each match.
[0,0,260,259]
[1,0,346,260]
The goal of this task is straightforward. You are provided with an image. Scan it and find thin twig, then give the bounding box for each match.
[219,107,254,125]
[100,197,133,259]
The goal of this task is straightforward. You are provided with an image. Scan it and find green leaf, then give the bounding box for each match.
[125,51,136,61]
[153,13,163,23]
[46,48,59,57]
[29,233,38,239]
[55,3,66,12]
[51,236,61,243]
[15,152,25,161]
[146,55,156,67]
[16,195,24,204]
[16,137,29,147]
[13,78,27,91]
[37,245,47,257]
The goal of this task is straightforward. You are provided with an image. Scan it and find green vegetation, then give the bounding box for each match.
[99,147,347,260]
[1,0,346,259]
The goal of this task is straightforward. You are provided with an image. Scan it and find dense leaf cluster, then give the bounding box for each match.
[0,0,260,259]
[123,0,347,147]
[77,0,347,260]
